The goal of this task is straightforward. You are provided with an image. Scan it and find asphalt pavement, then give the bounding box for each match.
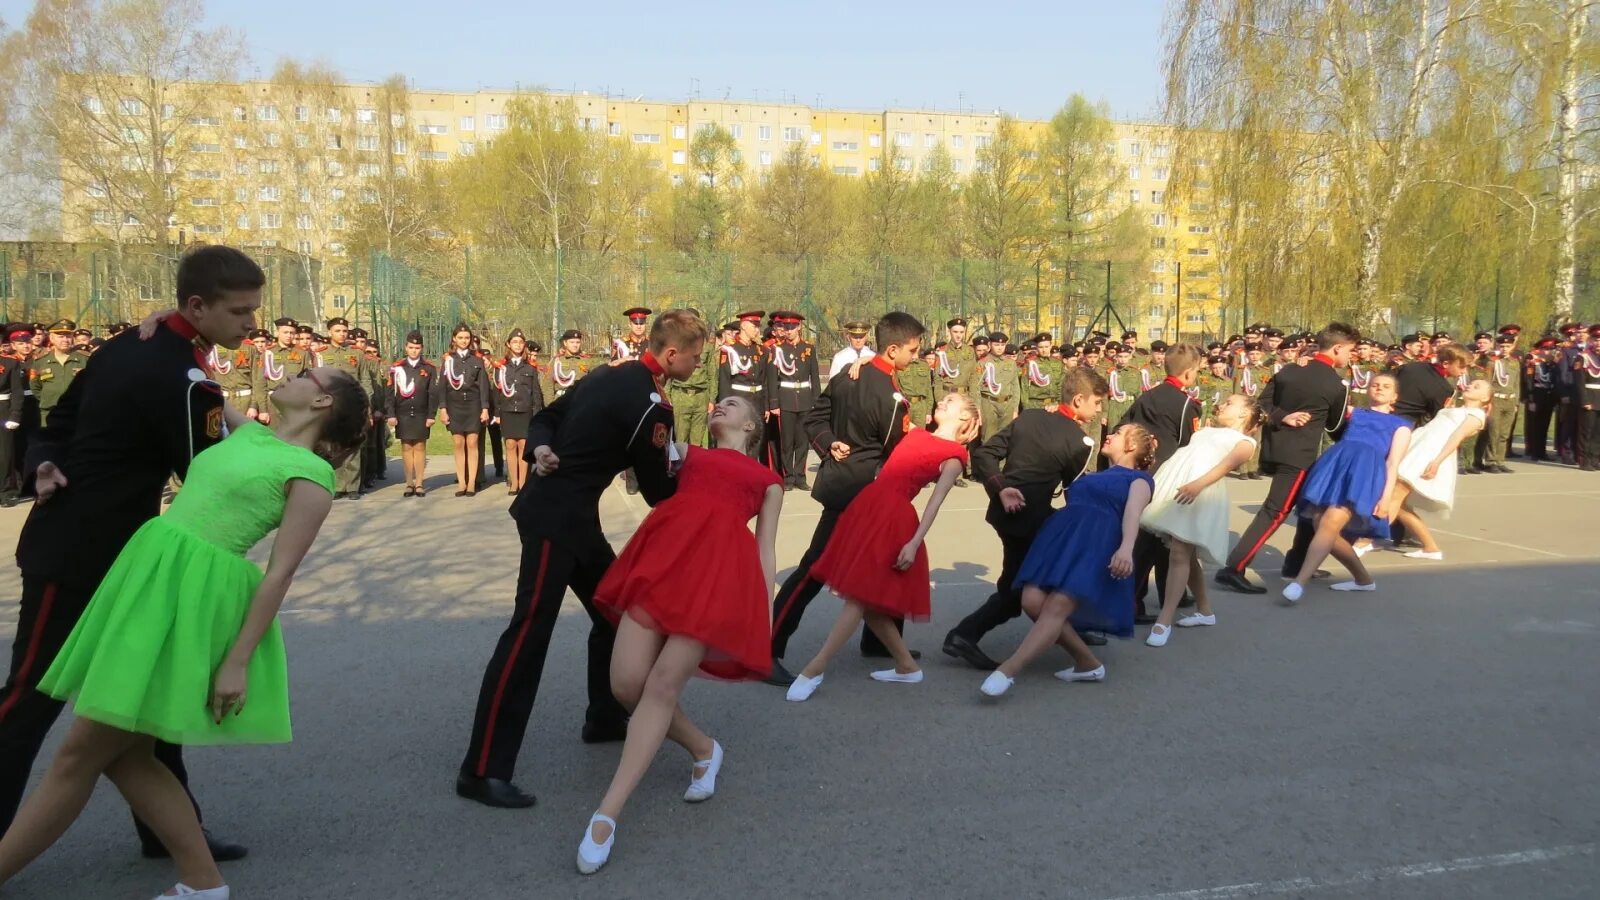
[0,457,1596,899]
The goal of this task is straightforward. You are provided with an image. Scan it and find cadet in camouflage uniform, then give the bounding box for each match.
[30,320,88,427]
[255,317,310,426]
[1020,338,1061,411]
[666,309,717,447]
[318,317,380,497]
[1346,339,1378,409]
[545,329,593,402]
[975,333,1020,442]
[205,336,260,418]
[1102,343,1138,440]
[1197,353,1234,421]
[935,317,979,398]
[1233,343,1271,479]
[1476,332,1521,474]
[902,348,937,428]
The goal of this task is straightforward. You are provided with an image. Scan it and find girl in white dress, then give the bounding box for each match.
[1386,379,1491,561]
[1139,394,1264,647]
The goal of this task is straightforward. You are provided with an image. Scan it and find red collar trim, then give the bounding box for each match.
[1163,376,1186,390]
[165,313,201,342]
[1057,405,1079,422]
[1311,353,1337,368]
[868,354,896,377]
[1432,363,1450,379]
[640,351,664,378]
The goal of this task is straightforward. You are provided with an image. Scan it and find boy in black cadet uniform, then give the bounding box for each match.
[763,311,821,490]
[6,326,40,500]
[1121,344,1203,619]
[944,367,1107,670]
[1216,323,1357,594]
[457,310,709,810]
[0,330,26,507]
[1580,324,1600,470]
[1524,336,1562,461]
[2,246,263,858]
[767,312,925,688]
[1393,344,1470,427]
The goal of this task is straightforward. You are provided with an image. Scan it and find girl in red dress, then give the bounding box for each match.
[786,392,981,702]
[577,395,784,874]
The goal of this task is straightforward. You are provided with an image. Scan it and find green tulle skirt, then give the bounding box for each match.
[38,517,291,745]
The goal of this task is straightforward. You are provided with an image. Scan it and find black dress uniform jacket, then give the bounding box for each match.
[491,356,545,416]
[764,340,821,411]
[440,348,490,429]
[1257,358,1349,468]
[17,322,223,588]
[805,359,909,511]
[973,409,1095,537]
[1120,381,1199,468]
[0,356,25,427]
[384,357,441,439]
[1391,360,1453,427]
[516,359,677,545]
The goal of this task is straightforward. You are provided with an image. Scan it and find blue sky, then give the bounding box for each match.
[188,0,1169,121]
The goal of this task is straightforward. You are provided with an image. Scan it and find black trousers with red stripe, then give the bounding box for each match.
[1223,464,1315,577]
[776,410,809,486]
[0,578,199,842]
[460,533,629,782]
[770,508,900,660]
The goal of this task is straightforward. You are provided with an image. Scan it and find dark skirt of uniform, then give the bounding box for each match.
[1014,465,1154,639]
[498,412,531,441]
[593,447,781,681]
[441,352,485,435]
[1296,408,1407,539]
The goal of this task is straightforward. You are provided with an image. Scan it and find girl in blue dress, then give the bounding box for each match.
[1282,374,1411,603]
[980,424,1157,697]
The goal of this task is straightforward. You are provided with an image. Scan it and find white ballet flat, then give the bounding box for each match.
[1330,581,1376,592]
[155,885,229,899]
[869,668,923,683]
[1176,613,1217,627]
[1054,665,1106,683]
[785,673,823,702]
[1353,542,1374,559]
[683,741,723,803]
[576,812,616,875]
[1403,550,1444,561]
[1145,624,1171,647]
[979,671,1013,697]
[1282,582,1303,604]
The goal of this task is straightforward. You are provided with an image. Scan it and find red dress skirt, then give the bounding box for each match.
[809,429,969,621]
[593,447,781,680]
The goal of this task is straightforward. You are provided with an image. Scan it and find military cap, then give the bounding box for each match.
[770,311,804,325]
[1401,333,1422,345]
[107,322,133,335]
[1494,333,1515,345]
[1106,342,1124,354]
[1207,341,1225,351]
[296,324,315,335]
[623,307,653,321]
[312,333,327,343]
[1208,353,1229,365]
[274,316,297,328]
[1559,322,1582,335]
[47,319,76,334]
[1434,331,1453,340]
[507,328,526,341]
[1474,331,1493,341]
[1498,323,1522,336]
[1121,330,1138,340]
[528,341,542,354]
[325,316,349,328]
[988,331,1009,345]
[1150,340,1170,352]
[404,330,425,345]
[248,328,271,340]
[7,324,35,341]
[1263,327,1283,338]
[1020,341,1038,354]
[971,334,990,346]
[1033,332,1054,343]
[87,337,105,349]
[1535,336,1559,349]
[1589,324,1600,338]
[1090,330,1110,340]
[735,310,765,323]
[561,329,584,342]
[720,321,739,334]
[349,328,368,340]
[947,317,968,329]
[843,320,870,336]
[73,328,92,338]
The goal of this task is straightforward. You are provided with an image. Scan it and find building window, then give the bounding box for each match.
[1152,258,1167,273]
[357,135,380,151]
[729,124,743,139]
[867,158,880,172]
[459,141,476,155]
[326,135,343,151]
[85,96,104,114]
[191,169,221,180]
[758,150,772,166]
[360,188,378,203]
[357,163,380,177]
[672,124,686,139]
[1129,190,1142,203]
[758,125,771,142]
[236,214,251,229]
[92,209,114,225]
[327,161,344,177]
[1153,167,1169,180]
[356,107,376,124]
[390,113,405,127]
[632,132,661,144]
[832,165,859,176]
[333,293,348,309]
[188,115,220,126]
[1151,282,1166,295]
[1127,141,1142,156]
[294,105,310,123]
[419,150,448,161]
[296,213,312,230]
[577,117,599,131]
[1188,224,1211,234]
[952,159,965,173]
[924,133,938,148]
[256,105,279,121]
[325,107,342,123]
[1186,312,1205,323]
[298,187,312,202]
[489,114,510,131]
[1129,166,1141,180]
[782,126,804,142]
[392,139,408,155]
[232,105,247,122]
[831,141,858,152]
[259,159,281,175]
[265,133,281,148]
[896,157,912,172]
[1152,190,1165,204]
[418,123,448,135]
[261,213,282,229]
[1188,247,1211,256]
[951,134,964,149]
[974,134,991,149]
[670,174,684,186]
[331,214,346,229]
[190,142,221,153]
[1150,213,1166,227]
[120,98,145,116]
[232,135,248,149]
[868,133,881,148]
[1153,143,1170,157]
[258,186,281,201]
[297,240,312,254]
[459,116,475,132]
[894,132,911,148]
[1151,236,1167,249]
[191,197,218,207]
[671,150,686,165]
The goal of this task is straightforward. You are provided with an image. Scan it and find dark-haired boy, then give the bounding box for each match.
[944,367,1106,668]
[768,312,925,685]
[3,245,264,856]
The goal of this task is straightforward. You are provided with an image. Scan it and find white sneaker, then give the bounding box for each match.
[1054,665,1106,683]
[683,740,722,803]
[1330,581,1376,592]
[156,884,230,899]
[979,670,1013,696]
[1404,550,1444,561]
[869,668,923,683]
[785,673,823,702]
[577,812,616,875]
[1282,582,1303,604]
[1145,624,1171,647]
[1176,613,1217,627]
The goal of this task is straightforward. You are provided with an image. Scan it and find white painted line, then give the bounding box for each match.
[1455,490,1600,498]
[1429,528,1567,559]
[1101,843,1596,900]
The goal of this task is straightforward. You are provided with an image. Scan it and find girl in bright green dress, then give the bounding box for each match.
[0,366,370,900]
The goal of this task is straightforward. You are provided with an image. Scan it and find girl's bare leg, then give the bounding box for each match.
[104,738,222,890]
[996,589,1073,678]
[0,718,140,882]
[506,439,526,491]
[464,432,480,491]
[452,434,468,490]
[863,612,918,674]
[1294,507,1351,589]
[1051,595,1102,672]
[1395,502,1439,552]
[798,601,865,679]
[1188,556,1212,616]
[1155,541,1194,628]
[610,614,715,759]
[595,632,708,842]
[1328,536,1372,584]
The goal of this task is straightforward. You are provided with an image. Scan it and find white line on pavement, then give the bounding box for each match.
[1429,528,1567,558]
[1101,843,1596,900]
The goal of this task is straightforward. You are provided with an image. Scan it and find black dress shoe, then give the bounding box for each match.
[1134,611,1158,625]
[941,634,999,670]
[142,828,248,862]
[1178,592,1196,609]
[1077,630,1108,646]
[455,774,537,809]
[580,719,628,744]
[765,659,797,687]
[1214,569,1267,594]
[794,481,810,492]
[1490,464,1513,474]
[860,646,922,660]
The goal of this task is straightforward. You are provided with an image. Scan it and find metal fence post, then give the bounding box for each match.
[959,257,967,319]
[1034,259,1042,333]
[1175,261,1183,342]
[641,250,649,307]
[883,255,891,314]
[554,247,563,335]
[804,254,812,310]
